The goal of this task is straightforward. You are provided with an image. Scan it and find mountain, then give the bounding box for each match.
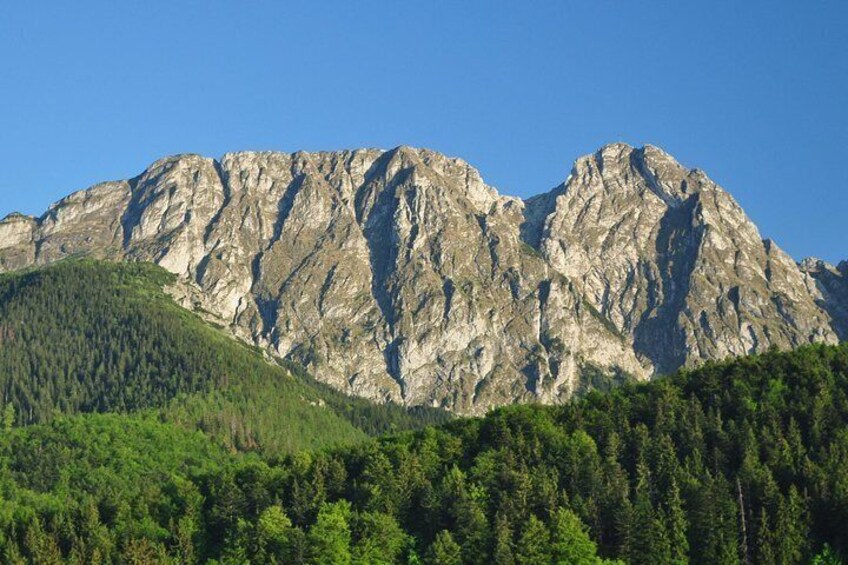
[800,258,848,339]
[1,341,846,563]
[531,143,840,374]
[0,260,447,455]
[0,143,844,413]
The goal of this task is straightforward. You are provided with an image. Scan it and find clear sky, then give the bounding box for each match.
[1,1,845,262]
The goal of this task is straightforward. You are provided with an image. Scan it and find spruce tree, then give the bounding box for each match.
[549,507,602,565]
[427,530,462,565]
[515,515,551,565]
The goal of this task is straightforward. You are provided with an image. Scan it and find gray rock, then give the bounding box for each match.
[536,143,839,375]
[0,143,842,413]
[799,258,848,339]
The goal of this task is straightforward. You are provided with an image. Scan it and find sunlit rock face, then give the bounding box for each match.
[800,258,848,341]
[1,143,842,413]
[534,143,838,375]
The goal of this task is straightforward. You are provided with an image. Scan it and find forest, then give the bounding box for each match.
[0,260,846,563]
[0,260,447,454]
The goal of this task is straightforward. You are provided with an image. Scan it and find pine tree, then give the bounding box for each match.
[23,519,62,564]
[755,507,776,565]
[493,513,515,565]
[456,487,490,565]
[628,464,671,565]
[2,403,14,431]
[549,507,602,565]
[352,512,409,565]
[691,473,739,565]
[774,486,808,565]
[515,515,551,565]
[427,530,462,565]
[664,477,689,564]
[256,505,293,563]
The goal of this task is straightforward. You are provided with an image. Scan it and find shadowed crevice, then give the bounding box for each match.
[353,149,414,392]
[202,159,232,247]
[632,194,703,374]
[519,184,565,249]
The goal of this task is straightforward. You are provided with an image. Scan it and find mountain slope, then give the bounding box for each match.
[0,259,447,454]
[535,143,839,374]
[0,341,846,563]
[0,144,843,413]
[800,258,848,340]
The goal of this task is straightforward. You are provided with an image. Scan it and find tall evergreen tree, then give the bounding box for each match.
[664,477,689,564]
[427,531,462,565]
[549,507,602,565]
[492,512,515,565]
[515,515,551,565]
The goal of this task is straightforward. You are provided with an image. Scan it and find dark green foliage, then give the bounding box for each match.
[0,260,847,562]
[427,530,462,565]
[279,360,451,437]
[183,341,842,564]
[0,259,448,455]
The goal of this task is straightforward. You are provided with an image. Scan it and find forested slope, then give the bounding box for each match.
[0,341,846,562]
[0,260,447,454]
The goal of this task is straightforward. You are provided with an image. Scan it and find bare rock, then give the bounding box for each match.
[0,143,840,413]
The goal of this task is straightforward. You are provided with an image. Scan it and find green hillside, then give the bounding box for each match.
[0,260,447,455]
[1,259,847,563]
[0,341,846,562]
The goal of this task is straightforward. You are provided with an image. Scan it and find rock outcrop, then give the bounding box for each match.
[0,143,842,413]
[534,143,839,374]
[800,258,848,340]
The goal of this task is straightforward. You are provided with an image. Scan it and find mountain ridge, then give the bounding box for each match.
[1,143,844,413]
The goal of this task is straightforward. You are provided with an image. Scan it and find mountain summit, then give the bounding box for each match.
[1,144,844,413]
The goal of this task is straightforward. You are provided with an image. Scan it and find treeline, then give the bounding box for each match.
[0,260,447,454]
[0,342,847,563]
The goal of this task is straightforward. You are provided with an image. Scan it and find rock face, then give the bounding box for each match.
[533,144,840,375]
[799,258,848,340]
[0,143,843,413]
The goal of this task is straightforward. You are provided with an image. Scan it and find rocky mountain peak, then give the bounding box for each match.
[0,143,843,413]
[570,142,712,209]
[534,143,838,374]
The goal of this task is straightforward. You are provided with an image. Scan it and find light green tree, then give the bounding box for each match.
[550,507,602,565]
[352,511,409,565]
[257,505,293,562]
[307,501,352,565]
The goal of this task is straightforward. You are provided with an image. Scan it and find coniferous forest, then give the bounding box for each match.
[0,260,846,563]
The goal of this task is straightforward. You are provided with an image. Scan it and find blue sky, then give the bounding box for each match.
[1,1,845,262]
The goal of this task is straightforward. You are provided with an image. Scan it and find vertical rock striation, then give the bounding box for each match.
[0,143,842,413]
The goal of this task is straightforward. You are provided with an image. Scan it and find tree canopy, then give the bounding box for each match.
[0,260,846,563]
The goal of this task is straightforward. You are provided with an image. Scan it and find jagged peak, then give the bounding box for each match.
[539,142,723,210]
[576,142,691,175]
[596,141,635,154]
[0,212,36,223]
[219,147,385,163]
[799,256,833,272]
[808,257,848,277]
[143,153,215,171]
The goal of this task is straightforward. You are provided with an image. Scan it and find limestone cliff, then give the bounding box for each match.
[0,143,842,413]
